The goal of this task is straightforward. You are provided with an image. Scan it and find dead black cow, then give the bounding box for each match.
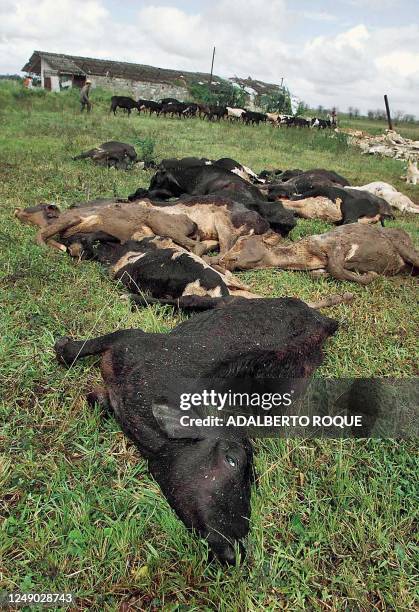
[288,186,394,225]
[129,165,296,236]
[73,141,138,169]
[54,298,338,564]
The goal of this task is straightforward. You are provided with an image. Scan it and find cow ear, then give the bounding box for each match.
[46,204,60,217]
[263,231,282,246]
[152,403,205,439]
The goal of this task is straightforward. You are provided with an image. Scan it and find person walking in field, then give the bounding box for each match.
[80,80,92,112]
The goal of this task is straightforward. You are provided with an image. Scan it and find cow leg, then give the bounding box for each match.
[36,217,82,250]
[393,240,419,269]
[147,212,208,256]
[54,330,139,367]
[86,386,111,413]
[327,246,378,285]
[214,217,235,255]
[130,294,236,311]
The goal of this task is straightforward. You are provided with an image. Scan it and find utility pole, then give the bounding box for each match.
[209,46,216,88]
[384,94,393,130]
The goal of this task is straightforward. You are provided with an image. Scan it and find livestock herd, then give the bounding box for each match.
[16,135,419,565]
[110,95,335,128]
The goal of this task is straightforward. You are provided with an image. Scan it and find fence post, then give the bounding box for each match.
[209,46,216,89]
[384,94,393,130]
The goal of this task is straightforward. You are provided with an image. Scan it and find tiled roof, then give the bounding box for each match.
[22,51,283,93]
[22,51,218,85]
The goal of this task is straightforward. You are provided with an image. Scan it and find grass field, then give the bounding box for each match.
[1,82,418,611]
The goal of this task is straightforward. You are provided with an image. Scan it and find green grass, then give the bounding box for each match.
[1,81,418,611]
[338,116,419,141]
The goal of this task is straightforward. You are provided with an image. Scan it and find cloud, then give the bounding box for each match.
[298,11,338,22]
[0,0,417,116]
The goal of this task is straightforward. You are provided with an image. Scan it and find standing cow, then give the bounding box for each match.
[110,96,140,116]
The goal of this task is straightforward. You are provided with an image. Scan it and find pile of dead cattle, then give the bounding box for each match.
[17,146,419,314]
[110,95,334,128]
[340,128,419,162]
[16,147,419,565]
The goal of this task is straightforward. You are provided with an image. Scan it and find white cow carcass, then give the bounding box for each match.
[345,182,419,214]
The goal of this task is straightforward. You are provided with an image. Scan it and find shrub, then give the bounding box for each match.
[259,87,292,113]
[133,136,156,162]
[189,80,246,107]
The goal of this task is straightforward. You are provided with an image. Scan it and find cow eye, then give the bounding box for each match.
[225,455,238,468]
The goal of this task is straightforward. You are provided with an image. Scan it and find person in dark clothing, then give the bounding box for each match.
[80,80,92,112]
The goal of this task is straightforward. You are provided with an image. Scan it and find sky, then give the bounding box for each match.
[1,0,418,115]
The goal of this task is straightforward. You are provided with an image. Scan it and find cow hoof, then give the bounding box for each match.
[194,244,209,258]
[54,336,72,365]
[86,388,111,413]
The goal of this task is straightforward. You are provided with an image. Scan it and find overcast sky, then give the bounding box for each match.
[1,0,418,115]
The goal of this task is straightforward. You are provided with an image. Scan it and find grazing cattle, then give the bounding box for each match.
[266,113,280,125]
[289,186,394,225]
[159,103,190,118]
[197,103,211,118]
[20,200,210,256]
[160,97,181,105]
[182,103,199,117]
[226,107,246,121]
[281,116,309,128]
[279,115,293,126]
[242,111,267,125]
[72,141,138,169]
[218,225,419,284]
[110,96,139,116]
[128,166,296,235]
[207,106,227,121]
[311,118,332,129]
[136,98,150,111]
[139,100,163,115]
[54,298,338,563]
[345,182,419,214]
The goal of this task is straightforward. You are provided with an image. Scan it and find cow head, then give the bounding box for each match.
[218,233,276,270]
[14,203,61,228]
[149,170,184,197]
[257,201,296,236]
[151,403,255,564]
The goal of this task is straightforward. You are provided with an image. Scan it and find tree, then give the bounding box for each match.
[259,87,292,113]
[189,80,246,107]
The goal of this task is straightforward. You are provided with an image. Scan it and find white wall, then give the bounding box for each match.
[40,58,60,91]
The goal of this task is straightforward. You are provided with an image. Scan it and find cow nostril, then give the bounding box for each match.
[207,534,245,565]
[220,543,237,565]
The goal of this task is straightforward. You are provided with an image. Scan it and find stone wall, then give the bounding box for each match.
[91,75,189,101]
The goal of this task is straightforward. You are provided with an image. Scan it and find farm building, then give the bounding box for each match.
[22,51,285,109]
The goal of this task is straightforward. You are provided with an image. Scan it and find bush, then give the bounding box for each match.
[259,87,292,113]
[189,80,246,107]
[133,136,156,162]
